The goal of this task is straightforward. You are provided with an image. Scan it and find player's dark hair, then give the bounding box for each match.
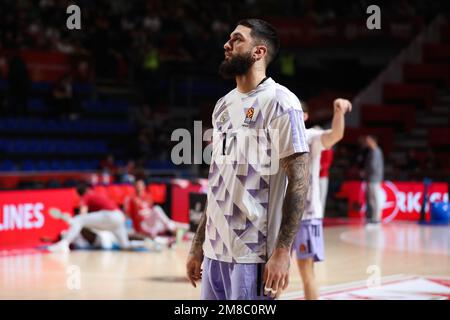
[237,19,280,66]
[367,134,378,143]
[76,183,89,196]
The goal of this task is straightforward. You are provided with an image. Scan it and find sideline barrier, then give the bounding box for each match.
[0,181,194,249]
[337,181,449,223]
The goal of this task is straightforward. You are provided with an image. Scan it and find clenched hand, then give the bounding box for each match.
[263,248,291,299]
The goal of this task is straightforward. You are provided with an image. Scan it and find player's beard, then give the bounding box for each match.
[218,51,255,79]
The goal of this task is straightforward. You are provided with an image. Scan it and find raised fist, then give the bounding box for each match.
[333,98,352,114]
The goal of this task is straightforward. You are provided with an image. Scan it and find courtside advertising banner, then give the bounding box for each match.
[0,189,77,248]
[339,181,449,223]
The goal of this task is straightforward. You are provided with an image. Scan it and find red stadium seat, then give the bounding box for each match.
[71,189,81,209]
[383,83,436,109]
[306,90,355,122]
[440,24,450,44]
[93,185,108,198]
[436,153,450,169]
[106,185,126,206]
[361,104,416,132]
[343,127,394,154]
[147,183,167,204]
[428,128,450,147]
[403,63,450,88]
[423,44,450,64]
[120,184,136,199]
[20,50,70,82]
[414,150,450,175]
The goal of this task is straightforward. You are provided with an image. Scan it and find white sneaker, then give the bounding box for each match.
[47,240,70,253]
[365,222,382,230]
[144,238,162,252]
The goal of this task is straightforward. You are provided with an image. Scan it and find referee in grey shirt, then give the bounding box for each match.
[363,135,384,224]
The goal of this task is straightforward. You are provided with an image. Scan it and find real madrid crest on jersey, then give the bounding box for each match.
[244,107,255,124]
[220,110,229,124]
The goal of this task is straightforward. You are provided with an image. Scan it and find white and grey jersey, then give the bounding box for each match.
[203,78,309,263]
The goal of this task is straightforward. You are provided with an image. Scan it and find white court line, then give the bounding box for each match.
[280,274,417,300]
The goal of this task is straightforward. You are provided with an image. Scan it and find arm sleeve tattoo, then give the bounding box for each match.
[189,204,207,256]
[276,152,310,250]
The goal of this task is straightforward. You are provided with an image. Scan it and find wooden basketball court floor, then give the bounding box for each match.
[1,221,449,300]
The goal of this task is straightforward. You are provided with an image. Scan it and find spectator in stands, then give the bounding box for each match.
[72,58,94,83]
[141,43,160,105]
[362,135,385,225]
[118,160,137,184]
[100,154,119,177]
[52,74,76,119]
[123,179,188,246]
[278,51,298,94]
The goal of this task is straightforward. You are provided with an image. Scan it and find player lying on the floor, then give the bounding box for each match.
[123,179,189,247]
[46,183,156,253]
[293,98,352,300]
[44,211,163,251]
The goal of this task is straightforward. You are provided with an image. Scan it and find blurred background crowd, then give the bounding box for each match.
[0,0,449,210]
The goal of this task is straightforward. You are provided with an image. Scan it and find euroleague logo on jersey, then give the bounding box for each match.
[244,107,255,124]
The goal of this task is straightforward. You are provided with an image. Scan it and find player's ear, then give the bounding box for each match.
[253,45,267,61]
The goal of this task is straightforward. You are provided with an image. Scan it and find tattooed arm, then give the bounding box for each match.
[189,207,207,256]
[277,152,310,249]
[186,205,207,288]
[263,152,310,298]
